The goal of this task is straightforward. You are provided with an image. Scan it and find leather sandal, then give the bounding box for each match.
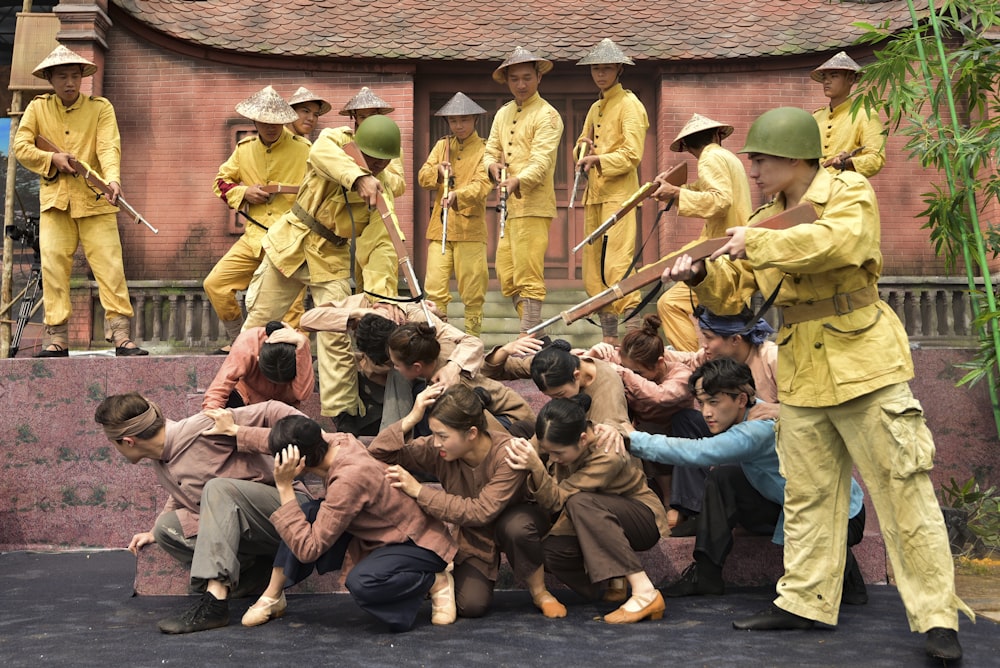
[35,343,69,358]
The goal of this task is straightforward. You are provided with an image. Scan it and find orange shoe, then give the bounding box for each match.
[603,591,665,624]
[532,592,567,619]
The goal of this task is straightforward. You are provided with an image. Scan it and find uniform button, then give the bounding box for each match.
[512,120,517,124]
[814,342,823,349]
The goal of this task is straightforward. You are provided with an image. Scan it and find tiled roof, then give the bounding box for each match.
[112,0,920,63]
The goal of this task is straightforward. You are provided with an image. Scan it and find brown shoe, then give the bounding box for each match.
[603,591,666,624]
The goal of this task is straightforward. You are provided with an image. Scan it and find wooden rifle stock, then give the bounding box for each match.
[528,202,817,335]
[572,162,686,253]
[34,135,158,234]
[340,141,433,324]
[440,136,453,255]
[259,184,299,195]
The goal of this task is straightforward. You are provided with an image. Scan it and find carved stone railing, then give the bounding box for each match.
[76,276,989,350]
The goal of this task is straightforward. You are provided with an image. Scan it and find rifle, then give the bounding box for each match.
[340,141,434,325]
[440,136,454,255]
[34,135,159,234]
[568,140,590,209]
[528,201,817,335]
[495,154,508,240]
[572,163,686,253]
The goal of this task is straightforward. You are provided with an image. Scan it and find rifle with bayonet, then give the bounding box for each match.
[340,141,434,325]
[568,139,590,209]
[495,153,508,240]
[33,135,159,234]
[528,201,817,335]
[572,163,686,253]
[440,136,454,255]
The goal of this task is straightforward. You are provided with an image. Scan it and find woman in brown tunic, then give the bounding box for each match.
[501,395,670,623]
[369,384,528,621]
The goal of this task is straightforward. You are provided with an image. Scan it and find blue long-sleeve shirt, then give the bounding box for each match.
[628,407,864,544]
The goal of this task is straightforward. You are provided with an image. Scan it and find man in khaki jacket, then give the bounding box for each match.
[575,39,648,344]
[484,47,564,334]
[13,45,146,356]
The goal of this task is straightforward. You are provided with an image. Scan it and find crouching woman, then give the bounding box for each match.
[501,395,670,623]
[243,415,457,632]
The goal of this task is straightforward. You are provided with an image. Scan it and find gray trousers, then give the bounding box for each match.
[179,478,308,593]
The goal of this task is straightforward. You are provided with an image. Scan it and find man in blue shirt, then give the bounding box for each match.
[629,358,867,603]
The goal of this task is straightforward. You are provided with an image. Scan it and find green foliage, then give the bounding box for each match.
[852,0,1000,408]
[939,476,1000,554]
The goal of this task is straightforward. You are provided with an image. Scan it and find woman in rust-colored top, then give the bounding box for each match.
[502,395,670,624]
[240,415,457,632]
[369,384,528,621]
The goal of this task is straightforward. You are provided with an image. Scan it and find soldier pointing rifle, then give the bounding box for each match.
[418,93,492,337]
[13,45,147,357]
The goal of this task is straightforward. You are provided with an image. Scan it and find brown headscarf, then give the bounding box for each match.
[101,401,162,441]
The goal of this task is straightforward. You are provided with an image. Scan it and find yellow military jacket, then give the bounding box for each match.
[813,99,886,178]
[577,83,647,206]
[694,168,913,408]
[417,132,491,242]
[678,143,753,240]
[13,93,121,217]
[327,124,406,198]
[212,128,310,252]
[484,92,564,219]
[262,127,399,283]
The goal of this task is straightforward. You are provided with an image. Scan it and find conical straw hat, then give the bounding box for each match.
[288,87,332,116]
[576,38,634,66]
[235,86,299,124]
[493,47,553,83]
[435,92,487,116]
[339,87,394,116]
[32,45,97,79]
[670,113,734,152]
[810,51,862,82]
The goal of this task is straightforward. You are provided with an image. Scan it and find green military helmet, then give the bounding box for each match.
[354,114,401,159]
[739,107,822,160]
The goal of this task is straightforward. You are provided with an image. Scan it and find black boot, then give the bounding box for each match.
[925,627,962,661]
[157,592,230,634]
[663,560,724,597]
[732,605,815,631]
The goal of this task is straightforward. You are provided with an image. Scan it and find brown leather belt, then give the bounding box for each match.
[291,203,347,247]
[780,284,880,325]
[261,184,299,195]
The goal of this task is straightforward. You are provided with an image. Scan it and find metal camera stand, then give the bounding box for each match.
[6,208,42,358]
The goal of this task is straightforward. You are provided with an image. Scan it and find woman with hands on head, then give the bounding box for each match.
[368,384,529,621]
[500,394,670,622]
[241,415,457,632]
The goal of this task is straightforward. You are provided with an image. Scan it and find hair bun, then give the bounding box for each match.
[265,320,284,336]
[548,339,572,352]
[472,386,492,410]
[569,392,593,413]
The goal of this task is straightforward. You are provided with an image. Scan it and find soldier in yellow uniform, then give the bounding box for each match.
[287,86,331,140]
[811,51,885,177]
[651,114,751,351]
[417,92,492,336]
[337,87,406,198]
[13,45,147,357]
[205,87,311,352]
[244,115,403,425]
[484,47,564,334]
[575,39,648,344]
[666,108,970,662]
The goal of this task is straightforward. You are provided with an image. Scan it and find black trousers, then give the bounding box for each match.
[274,499,446,632]
[669,408,713,515]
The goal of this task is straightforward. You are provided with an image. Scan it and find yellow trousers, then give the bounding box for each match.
[581,201,640,315]
[244,256,356,418]
[39,208,133,327]
[495,215,550,302]
[656,281,701,352]
[775,383,972,630]
[204,235,304,329]
[424,239,488,335]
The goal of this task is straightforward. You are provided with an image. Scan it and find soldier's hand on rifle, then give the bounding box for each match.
[711,226,748,261]
[822,151,851,170]
[664,253,706,285]
[652,180,680,202]
[52,152,77,174]
[437,162,452,181]
[577,154,601,173]
[354,174,383,207]
[500,175,522,198]
[488,162,504,183]
[244,184,272,205]
[107,181,122,206]
[443,191,457,210]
